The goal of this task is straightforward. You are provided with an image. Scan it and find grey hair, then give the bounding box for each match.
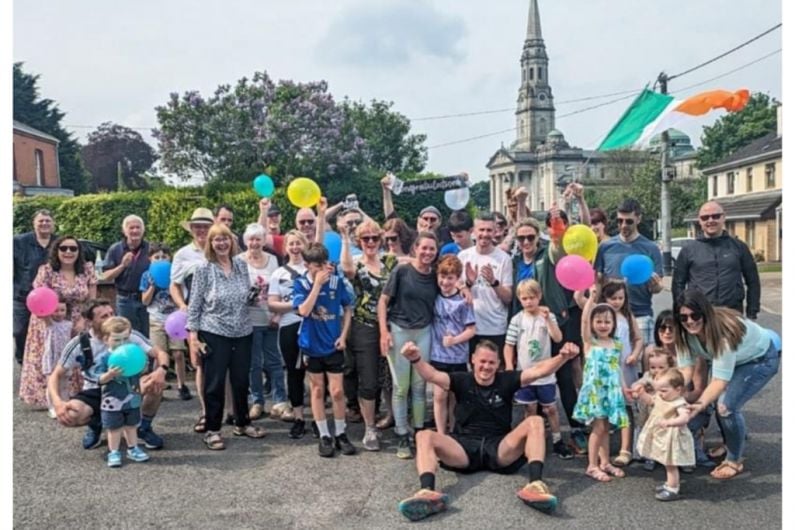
[243,222,267,242]
[122,214,145,230]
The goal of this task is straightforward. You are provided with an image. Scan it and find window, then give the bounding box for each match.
[688,164,693,176]
[522,69,526,82]
[726,172,735,195]
[538,67,543,80]
[765,163,776,189]
[34,149,44,186]
[528,68,534,80]
[746,167,753,192]
[712,176,718,197]
[600,167,606,179]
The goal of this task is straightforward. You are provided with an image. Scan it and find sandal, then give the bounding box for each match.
[601,463,626,478]
[612,450,632,467]
[204,431,225,450]
[586,466,611,482]
[233,425,267,439]
[193,415,207,433]
[708,445,727,461]
[710,460,744,480]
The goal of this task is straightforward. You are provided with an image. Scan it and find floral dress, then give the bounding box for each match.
[19,262,96,407]
[572,339,629,428]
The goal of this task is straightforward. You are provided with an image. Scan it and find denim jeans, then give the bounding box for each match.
[116,295,149,337]
[249,326,286,406]
[386,323,431,436]
[718,340,780,461]
[635,315,655,347]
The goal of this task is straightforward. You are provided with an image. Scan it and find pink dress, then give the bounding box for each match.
[19,262,96,407]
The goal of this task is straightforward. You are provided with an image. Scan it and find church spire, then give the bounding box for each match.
[515,0,555,151]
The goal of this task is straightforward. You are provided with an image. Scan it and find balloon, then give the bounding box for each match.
[287,177,321,208]
[26,286,59,317]
[444,187,470,210]
[767,329,781,351]
[323,231,342,263]
[562,224,599,263]
[253,173,275,198]
[107,343,148,377]
[149,261,172,289]
[164,310,189,340]
[620,254,655,285]
[555,255,595,292]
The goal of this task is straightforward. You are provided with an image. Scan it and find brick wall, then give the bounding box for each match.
[13,132,60,188]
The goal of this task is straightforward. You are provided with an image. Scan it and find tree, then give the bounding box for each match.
[153,71,366,189]
[469,180,490,210]
[13,62,88,194]
[341,99,427,174]
[697,92,778,168]
[81,122,158,192]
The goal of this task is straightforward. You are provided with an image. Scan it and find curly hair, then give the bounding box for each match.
[49,235,86,275]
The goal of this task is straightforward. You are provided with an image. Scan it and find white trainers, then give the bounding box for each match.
[362,427,380,451]
[270,402,290,419]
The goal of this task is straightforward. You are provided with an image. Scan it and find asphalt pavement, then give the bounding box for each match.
[13,290,782,529]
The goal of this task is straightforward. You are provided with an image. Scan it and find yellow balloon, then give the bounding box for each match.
[287,177,321,208]
[562,224,599,263]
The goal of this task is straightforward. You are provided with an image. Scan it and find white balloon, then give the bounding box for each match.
[444,187,470,210]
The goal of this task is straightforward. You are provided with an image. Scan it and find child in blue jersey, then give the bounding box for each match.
[293,242,355,458]
[430,255,476,434]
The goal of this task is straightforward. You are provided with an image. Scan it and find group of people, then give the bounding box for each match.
[13,176,778,521]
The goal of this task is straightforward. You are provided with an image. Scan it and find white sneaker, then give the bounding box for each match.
[47,408,57,419]
[362,428,380,451]
[270,402,289,418]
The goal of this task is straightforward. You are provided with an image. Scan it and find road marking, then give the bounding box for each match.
[761,305,780,315]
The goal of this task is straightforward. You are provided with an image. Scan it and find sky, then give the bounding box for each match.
[12,0,783,184]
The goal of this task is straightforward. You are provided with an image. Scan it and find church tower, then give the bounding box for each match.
[514,0,555,151]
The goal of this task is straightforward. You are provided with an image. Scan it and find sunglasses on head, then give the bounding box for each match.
[678,312,703,323]
[298,219,315,226]
[699,213,723,221]
[360,235,381,244]
[616,218,635,226]
[58,245,79,253]
[516,234,537,243]
[384,235,398,243]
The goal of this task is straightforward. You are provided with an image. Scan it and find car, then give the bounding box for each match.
[657,237,694,265]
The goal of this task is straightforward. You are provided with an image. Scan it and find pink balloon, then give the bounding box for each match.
[164,310,189,340]
[555,255,596,292]
[26,287,59,317]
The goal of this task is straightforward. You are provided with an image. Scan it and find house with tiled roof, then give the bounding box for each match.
[13,120,74,197]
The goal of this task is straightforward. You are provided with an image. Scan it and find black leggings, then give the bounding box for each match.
[199,330,252,432]
[552,305,584,430]
[345,321,382,402]
[278,322,305,409]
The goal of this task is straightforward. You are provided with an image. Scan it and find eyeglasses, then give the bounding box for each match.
[515,234,537,243]
[298,219,315,226]
[360,235,381,244]
[58,245,79,253]
[699,213,723,221]
[616,218,635,226]
[384,235,398,243]
[659,324,674,333]
[421,216,439,223]
[678,312,703,323]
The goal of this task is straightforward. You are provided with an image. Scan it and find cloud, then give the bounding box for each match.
[317,2,466,68]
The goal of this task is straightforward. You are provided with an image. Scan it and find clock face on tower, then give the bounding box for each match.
[539,94,546,101]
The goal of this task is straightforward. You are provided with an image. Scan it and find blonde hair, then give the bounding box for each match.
[647,347,675,370]
[284,229,309,247]
[355,220,381,241]
[101,316,132,339]
[658,367,685,389]
[205,224,239,262]
[516,278,541,298]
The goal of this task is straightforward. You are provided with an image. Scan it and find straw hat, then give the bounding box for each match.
[181,207,215,232]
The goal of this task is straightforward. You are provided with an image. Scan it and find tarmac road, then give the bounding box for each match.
[12,291,781,529]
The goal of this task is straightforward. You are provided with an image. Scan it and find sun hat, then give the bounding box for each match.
[181,207,215,232]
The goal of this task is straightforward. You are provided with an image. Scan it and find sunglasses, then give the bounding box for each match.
[384,235,398,243]
[58,245,79,253]
[421,216,439,223]
[298,219,315,226]
[360,235,381,244]
[515,234,537,243]
[678,312,703,323]
[616,218,635,226]
[659,324,675,333]
[699,213,723,221]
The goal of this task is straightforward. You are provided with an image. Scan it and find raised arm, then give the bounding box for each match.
[340,226,356,279]
[381,174,396,219]
[520,341,579,387]
[401,341,451,390]
[314,197,328,244]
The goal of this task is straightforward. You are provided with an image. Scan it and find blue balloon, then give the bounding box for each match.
[767,329,782,351]
[149,261,171,289]
[107,343,148,377]
[253,173,275,198]
[323,231,342,263]
[619,254,654,285]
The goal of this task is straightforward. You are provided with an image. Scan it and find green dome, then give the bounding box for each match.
[650,128,691,145]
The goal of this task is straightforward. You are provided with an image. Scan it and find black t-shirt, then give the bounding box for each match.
[382,263,438,329]
[449,371,522,438]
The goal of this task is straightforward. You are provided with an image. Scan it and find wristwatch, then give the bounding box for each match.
[491,279,500,288]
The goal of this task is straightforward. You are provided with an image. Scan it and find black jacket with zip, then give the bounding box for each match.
[671,231,760,318]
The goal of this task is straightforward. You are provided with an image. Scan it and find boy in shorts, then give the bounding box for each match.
[430,255,476,434]
[141,243,191,400]
[504,279,572,459]
[93,317,150,467]
[293,242,355,458]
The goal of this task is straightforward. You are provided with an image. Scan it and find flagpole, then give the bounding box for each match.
[658,72,673,276]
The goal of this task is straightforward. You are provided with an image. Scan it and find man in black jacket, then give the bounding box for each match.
[672,201,761,318]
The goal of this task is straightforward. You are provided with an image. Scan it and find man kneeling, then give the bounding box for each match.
[398,339,580,521]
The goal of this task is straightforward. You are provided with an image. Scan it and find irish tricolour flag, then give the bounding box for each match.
[598,88,750,151]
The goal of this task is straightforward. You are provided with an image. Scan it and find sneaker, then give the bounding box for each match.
[47,408,57,419]
[311,421,320,439]
[396,435,413,459]
[319,435,335,457]
[398,489,449,521]
[516,480,559,514]
[82,425,102,450]
[655,487,681,501]
[107,450,123,468]
[643,459,657,472]
[335,433,357,455]
[553,440,574,459]
[289,419,306,439]
[569,430,588,455]
[270,402,289,419]
[126,445,150,463]
[249,403,264,420]
[165,369,177,381]
[137,426,164,450]
[362,428,380,451]
[178,385,193,401]
[655,483,668,493]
